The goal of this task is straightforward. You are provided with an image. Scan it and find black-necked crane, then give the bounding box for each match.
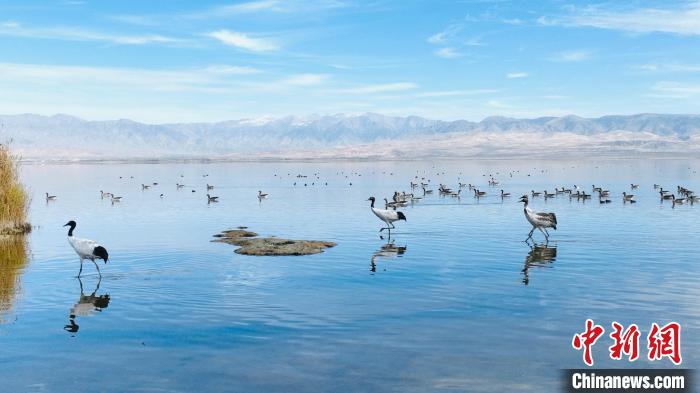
[207,194,219,203]
[64,220,109,277]
[46,192,57,202]
[368,197,406,234]
[519,195,557,241]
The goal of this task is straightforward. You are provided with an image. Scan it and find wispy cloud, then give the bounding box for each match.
[208,30,279,52]
[0,21,180,45]
[341,82,417,94]
[416,89,499,98]
[539,3,700,35]
[434,47,461,59]
[204,65,263,75]
[282,73,329,86]
[548,50,590,62]
[506,72,528,79]
[637,63,700,73]
[651,81,700,97]
[427,24,463,44]
[0,62,265,92]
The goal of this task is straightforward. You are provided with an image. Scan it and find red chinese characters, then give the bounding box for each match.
[609,322,640,361]
[572,320,682,366]
[647,322,682,365]
[572,319,605,366]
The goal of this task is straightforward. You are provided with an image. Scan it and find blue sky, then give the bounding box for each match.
[0,0,698,123]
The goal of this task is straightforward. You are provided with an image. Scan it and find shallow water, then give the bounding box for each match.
[1,159,699,392]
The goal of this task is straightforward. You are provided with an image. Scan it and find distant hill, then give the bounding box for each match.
[1,113,699,161]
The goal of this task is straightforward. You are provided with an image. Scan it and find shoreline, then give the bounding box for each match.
[19,153,700,165]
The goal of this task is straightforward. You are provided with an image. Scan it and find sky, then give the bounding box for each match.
[0,0,698,123]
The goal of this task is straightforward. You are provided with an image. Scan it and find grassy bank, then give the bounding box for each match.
[0,143,30,235]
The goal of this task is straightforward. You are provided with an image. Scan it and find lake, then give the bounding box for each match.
[1,159,699,392]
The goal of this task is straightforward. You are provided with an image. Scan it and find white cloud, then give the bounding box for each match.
[218,0,283,14]
[204,65,262,75]
[548,50,590,62]
[506,72,528,79]
[416,89,499,98]
[435,47,461,59]
[427,24,463,44]
[539,3,700,35]
[208,30,279,52]
[341,82,417,94]
[0,22,180,45]
[502,18,524,25]
[637,63,700,73]
[651,81,700,97]
[2,20,20,28]
[487,100,510,108]
[282,73,329,86]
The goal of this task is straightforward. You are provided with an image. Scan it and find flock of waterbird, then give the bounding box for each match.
[367,178,697,242]
[43,168,695,278]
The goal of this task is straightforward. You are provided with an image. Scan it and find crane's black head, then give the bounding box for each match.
[519,195,528,203]
[367,196,375,207]
[64,220,76,236]
[397,211,406,221]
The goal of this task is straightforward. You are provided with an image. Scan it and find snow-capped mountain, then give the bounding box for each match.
[1,113,699,160]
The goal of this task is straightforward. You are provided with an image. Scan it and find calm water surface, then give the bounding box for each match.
[1,159,699,392]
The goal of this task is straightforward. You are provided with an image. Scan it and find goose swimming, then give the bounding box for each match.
[46,192,57,201]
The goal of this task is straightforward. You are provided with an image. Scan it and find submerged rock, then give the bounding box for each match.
[212,229,336,256]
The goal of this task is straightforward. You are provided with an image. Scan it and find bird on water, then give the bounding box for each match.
[367,197,406,234]
[64,220,109,277]
[519,195,557,241]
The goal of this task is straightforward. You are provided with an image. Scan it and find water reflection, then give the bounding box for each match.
[64,277,110,335]
[370,237,407,273]
[521,243,557,285]
[0,235,29,322]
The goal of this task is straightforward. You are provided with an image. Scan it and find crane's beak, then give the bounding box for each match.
[63,222,70,227]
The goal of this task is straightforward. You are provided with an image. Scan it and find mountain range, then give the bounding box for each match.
[1,113,699,161]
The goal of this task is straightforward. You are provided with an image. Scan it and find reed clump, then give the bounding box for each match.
[0,143,30,235]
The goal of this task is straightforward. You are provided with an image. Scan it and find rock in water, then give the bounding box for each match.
[212,229,336,256]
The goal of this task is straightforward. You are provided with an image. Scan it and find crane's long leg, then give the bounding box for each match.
[538,226,548,240]
[91,259,102,277]
[78,259,83,277]
[544,228,550,237]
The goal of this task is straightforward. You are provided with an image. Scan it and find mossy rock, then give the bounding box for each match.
[213,229,336,256]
